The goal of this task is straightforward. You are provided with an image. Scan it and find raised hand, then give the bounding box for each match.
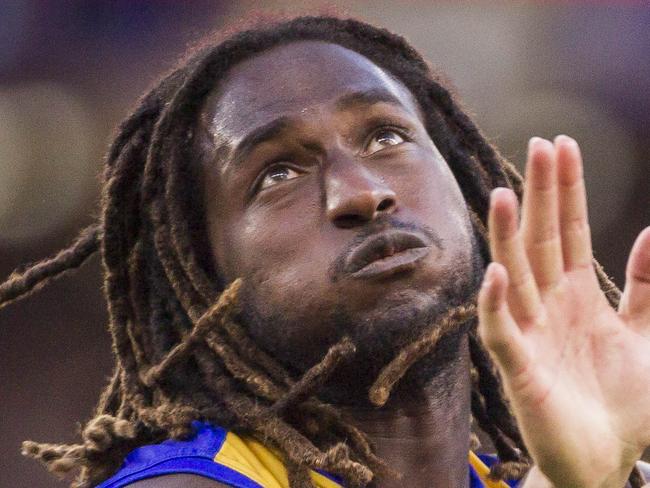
[477,135,650,487]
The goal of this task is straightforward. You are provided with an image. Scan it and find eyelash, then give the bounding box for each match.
[364,123,412,150]
[250,123,413,196]
[370,122,412,138]
[250,155,298,193]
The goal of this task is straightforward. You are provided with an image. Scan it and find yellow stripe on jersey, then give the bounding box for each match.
[468,451,512,488]
[214,431,343,488]
[215,430,508,488]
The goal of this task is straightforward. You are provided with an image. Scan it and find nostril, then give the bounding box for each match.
[376,197,395,212]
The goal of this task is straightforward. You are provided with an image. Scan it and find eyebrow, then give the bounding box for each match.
[229,116,298,169]
[228,88,408,169]
[334,87,407,112]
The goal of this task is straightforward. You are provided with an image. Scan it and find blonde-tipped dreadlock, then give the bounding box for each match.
[1,13,642,488]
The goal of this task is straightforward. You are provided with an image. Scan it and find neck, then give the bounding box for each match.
[343,335,472,488]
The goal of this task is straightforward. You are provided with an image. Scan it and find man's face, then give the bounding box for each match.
[200,41,479,377]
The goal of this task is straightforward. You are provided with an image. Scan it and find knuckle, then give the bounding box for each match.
[562,215,590,236]
[507,270,534,290]
[525,234,562,253]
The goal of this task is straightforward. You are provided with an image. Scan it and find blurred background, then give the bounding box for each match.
[1,1,649,486]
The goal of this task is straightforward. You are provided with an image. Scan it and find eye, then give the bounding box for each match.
[258,164,300,191]
[365,128,407,155]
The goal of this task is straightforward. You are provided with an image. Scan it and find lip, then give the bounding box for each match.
[344,230,432,280]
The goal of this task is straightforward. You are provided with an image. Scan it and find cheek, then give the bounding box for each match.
[396,149,468,219]
[225,188,325,288]
[392,149,474,258]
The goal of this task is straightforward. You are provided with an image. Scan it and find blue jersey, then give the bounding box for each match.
[97,422,519,487]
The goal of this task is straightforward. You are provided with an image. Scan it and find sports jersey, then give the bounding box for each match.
[97,422,519,488]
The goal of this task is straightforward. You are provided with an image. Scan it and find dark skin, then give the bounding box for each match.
[128,40,478,487]
[201,40,477,378]
[125,39,650,488]
[203,40,475,487]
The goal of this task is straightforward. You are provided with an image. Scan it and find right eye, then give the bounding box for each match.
[258,164,301,191]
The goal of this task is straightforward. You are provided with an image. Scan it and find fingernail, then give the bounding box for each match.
[554,134,577,147]
[528,137,542,151]
[490,187,513,206]
[529,136,553,152]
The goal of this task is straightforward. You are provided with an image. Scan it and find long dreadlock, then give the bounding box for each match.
[3,14,642,488]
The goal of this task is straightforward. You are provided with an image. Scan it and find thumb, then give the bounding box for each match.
[477,262,530,378]
[619,227,650,329]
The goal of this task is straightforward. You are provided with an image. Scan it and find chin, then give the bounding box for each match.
[346,287,439,339]
[319,313,471,407]
[347,285,450,349]
[237,239,484,387]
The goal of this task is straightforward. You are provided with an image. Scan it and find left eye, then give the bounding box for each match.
[366,128,406,154]
[258,164,300,191]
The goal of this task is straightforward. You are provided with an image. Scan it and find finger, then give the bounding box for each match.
[478,262,530,376]
[489,187,543,327]
[619,227,650,324]
[556,135,593,271]
[521,137,564,289]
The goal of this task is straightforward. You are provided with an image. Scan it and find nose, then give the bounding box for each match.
[325,160,397,229]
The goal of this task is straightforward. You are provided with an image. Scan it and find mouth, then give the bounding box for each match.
[344,230,432,280]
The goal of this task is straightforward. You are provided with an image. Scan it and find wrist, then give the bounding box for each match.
[522,462,641,488]
[530,443,643,488]
[590,439,645,488]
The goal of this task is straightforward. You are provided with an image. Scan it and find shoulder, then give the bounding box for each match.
[97,421,346,488]
[123,474,230,487]
[96,422,231,488]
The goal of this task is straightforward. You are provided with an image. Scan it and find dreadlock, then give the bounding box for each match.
[3,14,641,488]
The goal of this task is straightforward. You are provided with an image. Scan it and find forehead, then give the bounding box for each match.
[203,40,421,146]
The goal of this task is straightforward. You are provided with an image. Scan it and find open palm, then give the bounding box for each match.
[477,136,650,487]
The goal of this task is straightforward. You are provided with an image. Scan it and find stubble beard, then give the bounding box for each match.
[235,231,485,407]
